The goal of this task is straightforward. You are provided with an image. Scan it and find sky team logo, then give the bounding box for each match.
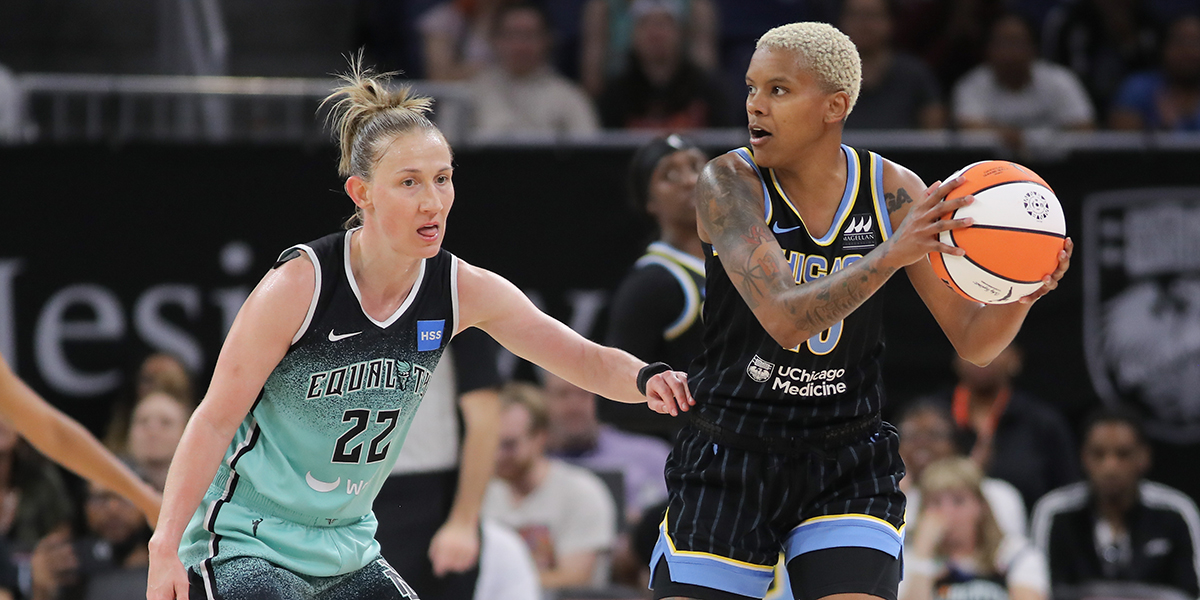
[1084,188,1200,443]
[747,355,774,383]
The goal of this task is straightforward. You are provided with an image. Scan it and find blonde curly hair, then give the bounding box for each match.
[756,22,862,117]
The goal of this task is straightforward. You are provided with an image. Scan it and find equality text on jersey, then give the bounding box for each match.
[305,358,432,400]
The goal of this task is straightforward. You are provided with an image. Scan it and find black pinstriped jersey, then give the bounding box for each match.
[688,145,894,439]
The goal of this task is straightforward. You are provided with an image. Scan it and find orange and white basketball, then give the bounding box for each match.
[928,160,1066,304]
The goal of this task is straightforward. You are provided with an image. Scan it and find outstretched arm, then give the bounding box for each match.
[455,261,693,415]
[0,357,161,525]
[884,161,1072,366]
[697,153,973,350]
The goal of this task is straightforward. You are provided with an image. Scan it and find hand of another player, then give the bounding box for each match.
[645,370,694,416]
[146,545,190,600]
[1018,237,1072,305]
[428,519,480,577]
[882,177,975,269]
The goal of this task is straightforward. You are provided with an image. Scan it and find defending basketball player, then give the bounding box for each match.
[146,59,693,600]
[648,23,1071,600]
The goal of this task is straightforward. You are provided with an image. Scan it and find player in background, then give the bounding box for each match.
[146,60,693,600]
[649,22,1071,600]
[0,355,161,525]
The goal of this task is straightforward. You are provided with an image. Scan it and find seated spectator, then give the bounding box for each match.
[597,0,731,130]
[419,0,511,81]
[898,400,1028,540]
[953,14,1095,150]
[580,0,718,97]
[105,352,194,453]
[840,0,947,130]
[469,2,599,139]
[0,416,74,552]
[892,0,1009,94]
[1110,15,1200,131]
[125,391,193,492]
[29,480,151,600]
[1031,408,1200,598]
[942,343,1079,509]
[542,371,670,526]
[900,457,1050,600]
[483,382,617,591]
[1041,0,1161,116]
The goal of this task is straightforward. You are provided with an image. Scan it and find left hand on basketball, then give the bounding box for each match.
[428,519,480,576]
[1019,237,1072,304]
[646,370,694,416]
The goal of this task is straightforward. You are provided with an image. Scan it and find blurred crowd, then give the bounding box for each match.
[350,0,1200,148]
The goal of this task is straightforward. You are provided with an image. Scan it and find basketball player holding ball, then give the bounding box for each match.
[648,23,1072,600]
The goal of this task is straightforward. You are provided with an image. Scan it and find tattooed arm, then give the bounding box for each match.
[697,154,973,350]
[883,160,1073,366]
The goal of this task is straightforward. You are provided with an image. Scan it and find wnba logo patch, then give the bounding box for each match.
[416,320,444,351]
[746,355,774,383]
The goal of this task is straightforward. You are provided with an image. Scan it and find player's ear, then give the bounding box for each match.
[825,91,851,124]
[345,176,371,211]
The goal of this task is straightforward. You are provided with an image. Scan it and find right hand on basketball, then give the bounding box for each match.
[881,177,976,270]
[645,370,694,416]
[147,542,190,600]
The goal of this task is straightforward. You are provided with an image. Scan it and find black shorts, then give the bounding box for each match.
[650,420,906,599]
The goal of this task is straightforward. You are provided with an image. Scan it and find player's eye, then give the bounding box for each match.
[401,178,416,187]
[746,85,756,95]
[773,86,786,95]
[435,174,450,184]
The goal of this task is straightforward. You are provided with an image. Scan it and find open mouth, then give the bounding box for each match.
[749,126,772,140]
[418,224,440,240]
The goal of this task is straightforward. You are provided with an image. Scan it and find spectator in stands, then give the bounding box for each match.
[580,0,718,97]
[900,457,1050,600]
[1041,0,1161,117]
[1031,408,1200,598]
[953,14,1095,150]
[541,371,670,526]
[840,0,947,130]
[943,343,1079,509]
[482,382,617,591]
[0,62,20,143]
[419,0,512,81]
[0,416,74,552]
[898,400,1028,540]
[29,480,152,600]
[106,352,194,453]
[126,391,193,492]
[892,0,1009,94]
[597,0,731,130]
[468,2,599,139]
[1110,15,1200,131]
[604,134,706,440]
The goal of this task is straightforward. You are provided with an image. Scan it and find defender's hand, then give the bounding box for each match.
[646,371,693,416]
[1019,237,1072,304]
[881,177,975,270]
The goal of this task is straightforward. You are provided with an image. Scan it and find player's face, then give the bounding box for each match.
[1082,423,1148,500]
[647,149,706,229]
[745,47,846,168]
[360,130,454,259]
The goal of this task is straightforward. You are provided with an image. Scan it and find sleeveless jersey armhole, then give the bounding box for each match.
[869,152,893,240]
[276,244,321,345]
[730,147,772,223]
[634,254,701,341]
[450,255,461,339]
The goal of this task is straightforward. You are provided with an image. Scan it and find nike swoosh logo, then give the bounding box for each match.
[305,471,341,493]
[328,329,362,342]
[772,223,801,234]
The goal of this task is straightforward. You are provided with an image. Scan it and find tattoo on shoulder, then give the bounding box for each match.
[885,187,914,213]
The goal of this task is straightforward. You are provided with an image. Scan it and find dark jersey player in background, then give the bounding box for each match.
[606,134,708,440]
[649,22,1073,600]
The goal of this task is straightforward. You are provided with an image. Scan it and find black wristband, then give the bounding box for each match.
[637,362,672,396]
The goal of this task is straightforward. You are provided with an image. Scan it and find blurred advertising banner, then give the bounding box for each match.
[1084,188,1200,443]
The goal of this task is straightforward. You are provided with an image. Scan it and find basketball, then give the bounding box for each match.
[928,160,1066,304]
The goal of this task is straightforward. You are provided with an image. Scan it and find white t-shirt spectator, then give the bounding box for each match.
[953,60,1094,129]
[483,459,618,587]
[474,520,542,600]
[469,65,599,140]
[899,535,1050,600]
[906,477,1029,542]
